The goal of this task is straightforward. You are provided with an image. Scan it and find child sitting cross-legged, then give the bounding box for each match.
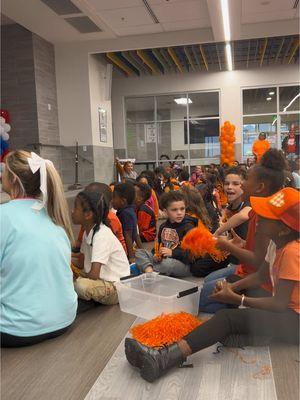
[134,182,156,242]
[135,191,198,277]
[72,190,129,305]
[112,182,143,263]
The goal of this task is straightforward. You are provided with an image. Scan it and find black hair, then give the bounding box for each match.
[85,181,112,204]
[225,167,246,180]
[137,172,154,188]
[114,182,136,205]
[254,149,287,194]
[77,189,110,244]
[134,182,152,202]
[159,190,186,210]
[178,170,190,182]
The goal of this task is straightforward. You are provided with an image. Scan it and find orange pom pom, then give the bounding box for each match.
[182,226,227,262]
[130,312,203,348]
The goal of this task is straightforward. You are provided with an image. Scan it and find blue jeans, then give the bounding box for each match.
[199,264,238,313]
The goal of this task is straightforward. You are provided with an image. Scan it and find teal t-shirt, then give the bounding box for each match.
[0,199,77,337]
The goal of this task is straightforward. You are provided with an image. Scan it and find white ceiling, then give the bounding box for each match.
[1,0,299,44]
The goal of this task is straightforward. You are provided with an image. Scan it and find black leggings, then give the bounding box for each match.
[185,308,299,354]
[1,326,70,348]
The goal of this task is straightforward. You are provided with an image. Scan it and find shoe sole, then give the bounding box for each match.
[125,338,159,383]
[125,338,143,368]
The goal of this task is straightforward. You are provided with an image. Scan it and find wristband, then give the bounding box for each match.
[240,294,245,307]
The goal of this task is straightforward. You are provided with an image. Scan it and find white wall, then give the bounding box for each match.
[111,64,299,160]
[55,46,92,146]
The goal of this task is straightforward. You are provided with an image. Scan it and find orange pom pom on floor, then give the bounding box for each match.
[130,312,203,348]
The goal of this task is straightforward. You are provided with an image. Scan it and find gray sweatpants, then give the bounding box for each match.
[135,249,191,277]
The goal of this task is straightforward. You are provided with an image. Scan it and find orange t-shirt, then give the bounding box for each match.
[108,210,127,254]
[151,189,159,220]
[271,239,300,314]
[252,139,270,163]
[235,210,272,291]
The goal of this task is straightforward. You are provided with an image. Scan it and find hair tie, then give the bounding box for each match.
[27,152,54,211]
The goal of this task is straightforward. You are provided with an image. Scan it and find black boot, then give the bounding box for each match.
[125,338,186,382]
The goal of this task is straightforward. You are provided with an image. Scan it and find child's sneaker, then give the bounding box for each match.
[130,263,140,276]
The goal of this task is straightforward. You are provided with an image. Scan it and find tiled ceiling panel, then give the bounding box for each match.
[88,0,141,11]
[242,0,298,23]
[99,6,154,29]
[151,0,209,23]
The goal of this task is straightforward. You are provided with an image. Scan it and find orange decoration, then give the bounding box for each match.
[130,312,203,348]
[220,121,236,166]
[181,225,227,262]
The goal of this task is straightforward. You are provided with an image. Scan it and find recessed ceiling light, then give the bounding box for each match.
[174,98,192,105]
[269,91,275,95]
[266,97,272,101]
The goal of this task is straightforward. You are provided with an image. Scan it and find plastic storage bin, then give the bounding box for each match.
[116,273,200,320]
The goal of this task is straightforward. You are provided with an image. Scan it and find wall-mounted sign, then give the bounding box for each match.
[99,108,107,143]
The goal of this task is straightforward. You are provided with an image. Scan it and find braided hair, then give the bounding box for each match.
[77,190,110,245]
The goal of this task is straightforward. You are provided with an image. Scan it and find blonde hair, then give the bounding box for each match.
[5,150,74,243]
[181,185,212,231]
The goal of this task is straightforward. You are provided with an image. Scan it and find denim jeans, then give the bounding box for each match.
[199,264,238,313]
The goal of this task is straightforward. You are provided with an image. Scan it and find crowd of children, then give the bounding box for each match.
[0,149,299,362]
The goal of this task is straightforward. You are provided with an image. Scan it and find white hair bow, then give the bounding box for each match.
[27,152,54,211]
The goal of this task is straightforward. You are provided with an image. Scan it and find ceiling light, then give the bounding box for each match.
[266,97,272,101]
[225,43,233,71]
[283,93,300,112]
[174,98,192,105]
[221,0,231,41]
[268,91,275,95]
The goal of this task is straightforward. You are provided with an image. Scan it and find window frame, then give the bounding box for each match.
[241,83,300,158]
[124,90,221,169]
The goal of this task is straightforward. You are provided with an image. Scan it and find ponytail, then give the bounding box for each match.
[5,150,74,243]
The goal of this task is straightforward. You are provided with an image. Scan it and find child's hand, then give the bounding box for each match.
[153,254,161,263]
[160,247,172,257]
[209,280,239,304]
[229,229,245,248]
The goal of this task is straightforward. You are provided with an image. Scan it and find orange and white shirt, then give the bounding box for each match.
[270,239,300,314]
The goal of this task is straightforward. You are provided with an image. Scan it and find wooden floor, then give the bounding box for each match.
[1,305,299,400]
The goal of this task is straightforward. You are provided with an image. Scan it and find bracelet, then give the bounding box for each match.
[240,294,245,307]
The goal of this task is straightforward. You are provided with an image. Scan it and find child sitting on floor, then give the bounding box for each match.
[125,187,300,383]
[112,182,142,263]
[178,170,191,187]
[73,182,127,254]
[135,191,197,277]
[72,190,129,305]
[1,150,77,347]
[134,182,156,242]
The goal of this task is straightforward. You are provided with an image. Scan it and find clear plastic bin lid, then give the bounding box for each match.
[120,273,198,298]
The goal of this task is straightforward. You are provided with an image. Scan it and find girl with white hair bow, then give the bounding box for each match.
[0,150,77,347]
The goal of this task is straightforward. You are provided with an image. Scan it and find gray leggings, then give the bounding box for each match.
[135,249,190,277]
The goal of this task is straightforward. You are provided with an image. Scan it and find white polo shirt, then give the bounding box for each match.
[81,223,129,282]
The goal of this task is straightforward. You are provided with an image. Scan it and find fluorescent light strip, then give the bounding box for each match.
[225,43,233,71]
[174,98,192,105]
[221,0,231,41]
[283,93,300,112]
